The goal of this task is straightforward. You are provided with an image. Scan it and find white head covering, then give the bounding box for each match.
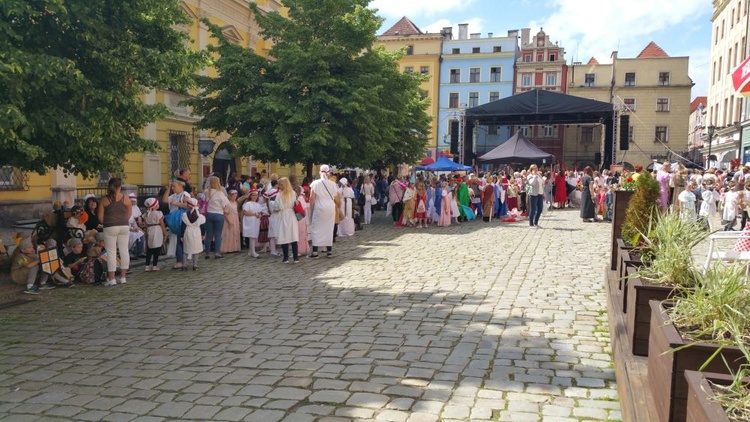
[83,194,95,201]
[340,177,348,186]
[144,197,158,209]
[319,164,330,176]
[187,197,199,207]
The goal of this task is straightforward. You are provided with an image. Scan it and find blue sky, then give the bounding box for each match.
[370,0,713,98]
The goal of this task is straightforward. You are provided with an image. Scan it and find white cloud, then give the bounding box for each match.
[530,0,707,64]
[370,0,477,20]
[422,18,484,36]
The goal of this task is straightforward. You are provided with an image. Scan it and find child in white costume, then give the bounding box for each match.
[143,198,165,272]
[242,189,266,258]
[181,198,206,271]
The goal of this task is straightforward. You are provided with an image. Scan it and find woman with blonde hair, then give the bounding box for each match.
[204,176,229,259]
[271,177,300,263]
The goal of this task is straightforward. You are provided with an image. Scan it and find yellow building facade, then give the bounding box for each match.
[375,17,442,159]
[565,44,692,169]
[0,0,306,226]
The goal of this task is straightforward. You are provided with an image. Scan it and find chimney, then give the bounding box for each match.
[521,28,530,46]
[441,26,453,40]
[487,32,493,38]
[458,23,469,40]
[470,33,480,39]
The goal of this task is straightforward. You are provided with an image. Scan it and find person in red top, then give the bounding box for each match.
[413,182,428,228]
[554,170,568,209]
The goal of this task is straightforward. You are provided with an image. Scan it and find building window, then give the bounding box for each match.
[489,91,499,102]
[584,73,595,87]
[658,72,670,86]
[543,126,554,137]
[519,126,529,136]
[472,47,480,53]
[546,74,556,86]
[404,66,414,73]
[406,45,414,55]
[490,67,501,82]
[420,66,429,74]
[468,92,479,108]
[625,72,636,86]
[628,126,634,142]
[449,93,459,108]
[655,126,668,143]
[470,67,480,83]
[488,125,498,135]
[0,165,28,191]
[524,54,532,62]
[452,48,460,54]
[549,53,556,61]
[98,171,111,187]
[623,98,636,111]
[450,69,460,83]
[493,46,502,52]
[581,127,594,145]
[522,74,531,86]
[656,98,670,112]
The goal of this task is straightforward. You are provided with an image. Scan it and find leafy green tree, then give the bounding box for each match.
[0,0,206,177]
[187,0,431,176]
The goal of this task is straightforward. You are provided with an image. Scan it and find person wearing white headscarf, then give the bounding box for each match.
[337,177,355,236]
[308,165,337,258]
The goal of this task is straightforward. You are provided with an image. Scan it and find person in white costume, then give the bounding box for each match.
[308,165,337,258]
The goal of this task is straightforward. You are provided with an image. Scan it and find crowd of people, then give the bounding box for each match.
[11,159,750,295]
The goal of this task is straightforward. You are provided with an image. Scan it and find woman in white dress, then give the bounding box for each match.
[308,165,337,258]
[271,178,300,263]
[338,177,355,236]
[361,175,375,224]
[241,189,264,258]
[264,180,281,256]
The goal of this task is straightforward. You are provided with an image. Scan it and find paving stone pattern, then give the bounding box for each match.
[0,208,620,421]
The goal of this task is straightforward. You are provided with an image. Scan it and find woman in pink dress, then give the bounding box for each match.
[220,190,241,253]
[438,182,452,226]
[295,186,309,256]
[656,162,671,211]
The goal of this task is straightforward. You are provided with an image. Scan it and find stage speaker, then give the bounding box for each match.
[594,152,601,164]
[449,120,459,154]
[620,115,630,150]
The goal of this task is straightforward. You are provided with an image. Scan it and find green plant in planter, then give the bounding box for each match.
[635,211,708,288]
[669,263,750,343]
[709,323,750,422]
[621,170,661,246]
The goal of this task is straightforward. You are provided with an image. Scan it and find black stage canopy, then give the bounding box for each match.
[465,89,613,125]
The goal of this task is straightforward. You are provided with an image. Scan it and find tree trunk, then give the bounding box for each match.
[305,159,313,180]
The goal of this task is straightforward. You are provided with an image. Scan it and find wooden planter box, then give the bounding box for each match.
[626,277,676,356]
[610,190,634,270]
[615,238,633,289]
[685,371,749,422]
[647,301,747,422]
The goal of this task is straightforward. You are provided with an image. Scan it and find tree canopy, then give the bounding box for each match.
[187,0,431,173]
[0,0,206,177]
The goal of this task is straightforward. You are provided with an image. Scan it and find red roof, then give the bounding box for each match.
[636,41,669,58]
[586,57,599,65]
[381,16,423,36]
[690,96,707,114]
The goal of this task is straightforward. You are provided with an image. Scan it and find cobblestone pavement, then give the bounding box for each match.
[0,207,620,421]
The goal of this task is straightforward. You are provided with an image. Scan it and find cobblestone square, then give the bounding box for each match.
[0,208,620,421]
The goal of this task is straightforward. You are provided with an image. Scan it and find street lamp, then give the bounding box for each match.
[706,125,716,169]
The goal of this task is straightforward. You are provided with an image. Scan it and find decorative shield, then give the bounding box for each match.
[38,248,61,275]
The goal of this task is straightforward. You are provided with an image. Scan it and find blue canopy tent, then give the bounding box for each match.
[415,156,472,171]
